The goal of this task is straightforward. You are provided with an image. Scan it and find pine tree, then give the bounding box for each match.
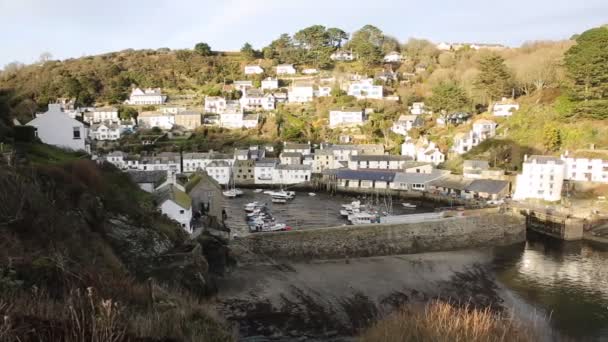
[474,53,512,104]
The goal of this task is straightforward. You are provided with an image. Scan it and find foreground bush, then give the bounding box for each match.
[360,300,541,342]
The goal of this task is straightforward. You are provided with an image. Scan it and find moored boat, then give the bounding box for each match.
[402,202,417,209]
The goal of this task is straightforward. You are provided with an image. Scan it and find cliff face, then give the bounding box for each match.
[0,146,234,341]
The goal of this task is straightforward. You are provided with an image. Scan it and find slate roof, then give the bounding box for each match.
[154,184,192,209]
[276,164,312,171]
[393,170,447,184]
[526,155,564,165]
[350,155,412,162]
[281,152,303,158]
[255,159,279,167]
[463,160,490,170]
[466,179,509,195]
[207,160,231,168]
[284,143,310,150]
[429,175,472,190]
[127,170,167,185]
[335,169,396,182]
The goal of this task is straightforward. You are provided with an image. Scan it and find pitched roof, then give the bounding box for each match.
[206,160,231,168]
[466,179,509,195]
[276,164,312,171]
[127,170,167,185]
[284,143,310,150]
[526,155,564,165]
[393,170,448,184]
[429,175,472,190]
[350,155,412,162]
[335,169,396,182]
[463,160,490,169]
[281,152,303,158]
[154,184,192,209]
[255,158,279,167]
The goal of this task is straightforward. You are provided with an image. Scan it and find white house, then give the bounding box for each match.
[27,104,90,152]
[391,115,424,136]
[242,114,259,128]
[436,42,453,51]
[127,88,167,105]
[347,79,383,100]
[280,152,303,165]
[276,64,296,75]
[89,123,121,141]
[288,83,314,103]
[302,68,319,75]
[244,65,264,75]
[219,111,244,129]
[155,184,193,233]
[410,102,427,115]
[493,99,520,117]
[463,160,490,179]
[240,89,276,111]
[272,164,312,185]
[204,96,227,114]
[234,80,253,91]
[401,137,445,166]
[473,119,497,137]
[254,159,278,184]
[513,155,565,202]
[83,107,119,124]
[561,152,608,183]
[316,86,332,97]
[329,109,364,128]
[330,50,355,61]
[383,51,403,63]
[205,161,232,185]
[348,155,416,170]
[283,142,312,155]
[138,111,175,130]
[261,77,279,90]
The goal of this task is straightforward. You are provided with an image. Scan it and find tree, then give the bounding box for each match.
[543,125,562,152]
[194,42,212,56]
[293,25,329,50]
[474,53,512,104]
[427,82,470,113]
[240,42,256,59]
[118,106,138,120]
[326,28,348,48]
[564,26,608,100]
[347,25,385,67]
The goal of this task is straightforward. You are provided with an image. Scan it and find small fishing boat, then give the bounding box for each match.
[401,203,417,209]
[244,201,265,212]
[308,192,316,196]
[349,212,378,225]
[272,197,288,204]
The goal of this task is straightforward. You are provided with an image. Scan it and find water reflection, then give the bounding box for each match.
[495,234,608,340]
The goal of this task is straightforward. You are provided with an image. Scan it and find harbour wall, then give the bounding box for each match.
[241,213,526,261]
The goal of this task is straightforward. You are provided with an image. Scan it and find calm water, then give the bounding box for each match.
[223,191,608,340]
[494,235,608,341]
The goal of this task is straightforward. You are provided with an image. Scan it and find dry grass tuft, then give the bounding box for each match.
[360,300,542,342]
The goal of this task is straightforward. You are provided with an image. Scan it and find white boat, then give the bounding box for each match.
[341,200,362,210]
[308,192,316,196]
[253,189,264,193]
[272,197,288,204]
[223,189,244,198]
[267,190,296,199]
[401,203,417,209]
[349,212,378,225]
[244,201,265,212]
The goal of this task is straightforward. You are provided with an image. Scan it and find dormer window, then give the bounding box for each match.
[73,127,81,139]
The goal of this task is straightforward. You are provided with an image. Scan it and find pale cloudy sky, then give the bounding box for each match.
[0,0,606,67]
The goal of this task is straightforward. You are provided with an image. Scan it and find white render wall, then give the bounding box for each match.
[514,161,565,202]
[272,168,311,184]
[27,105,89,152]
[562,156,608,183]
[160,200,192,233]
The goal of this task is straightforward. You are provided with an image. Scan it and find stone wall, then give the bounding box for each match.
[241,213,526,261]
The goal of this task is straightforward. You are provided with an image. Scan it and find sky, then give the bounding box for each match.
[0,0,607,67]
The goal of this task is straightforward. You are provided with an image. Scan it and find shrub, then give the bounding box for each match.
[360,300,542,342]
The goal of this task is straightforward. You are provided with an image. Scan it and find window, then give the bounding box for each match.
[73,127,81,139]
[179,210,184,214]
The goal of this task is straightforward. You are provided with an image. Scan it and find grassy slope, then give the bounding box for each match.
[0,144,233,341]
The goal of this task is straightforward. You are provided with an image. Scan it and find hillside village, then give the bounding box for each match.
[3,24,608,234]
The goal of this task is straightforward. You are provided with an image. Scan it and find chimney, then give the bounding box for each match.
[524,154,528,162]
[590,143,596,150]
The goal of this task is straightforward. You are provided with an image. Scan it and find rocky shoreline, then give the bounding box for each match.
[215,248,516,341]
